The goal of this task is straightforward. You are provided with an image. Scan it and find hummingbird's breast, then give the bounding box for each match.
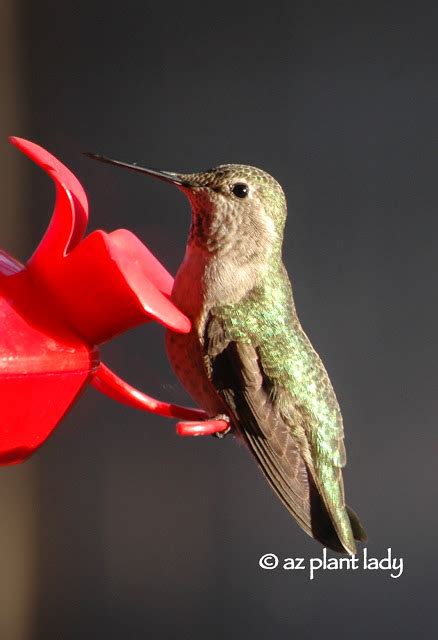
[166,242,269,416]
[165,251,226,416]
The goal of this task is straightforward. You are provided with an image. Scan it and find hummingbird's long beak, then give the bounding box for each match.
[84,152,192,187]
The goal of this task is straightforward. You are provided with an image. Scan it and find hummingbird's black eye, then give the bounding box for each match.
[231,182,249,198]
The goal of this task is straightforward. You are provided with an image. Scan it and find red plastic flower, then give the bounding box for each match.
[0,138,226,465]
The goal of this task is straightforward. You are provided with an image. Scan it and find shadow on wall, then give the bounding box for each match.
[0,3,37,640]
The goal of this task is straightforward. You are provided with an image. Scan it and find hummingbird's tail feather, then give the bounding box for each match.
[308,465,360,555]
[346,505,367,542]
[307,475,361,554]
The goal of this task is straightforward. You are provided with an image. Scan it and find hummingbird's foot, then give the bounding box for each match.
[211,414,231,438]
[176,414,230,437]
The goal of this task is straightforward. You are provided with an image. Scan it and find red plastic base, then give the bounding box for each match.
[0,370,91,464]
[0,137,231,465]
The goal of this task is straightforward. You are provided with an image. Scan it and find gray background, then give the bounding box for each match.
[0,1,436,638]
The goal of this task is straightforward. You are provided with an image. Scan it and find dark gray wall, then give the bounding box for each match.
[9,1,438,638]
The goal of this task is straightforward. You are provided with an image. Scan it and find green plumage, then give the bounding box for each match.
[211,259,365,553]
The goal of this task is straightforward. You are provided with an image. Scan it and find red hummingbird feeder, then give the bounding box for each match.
[0,137,228,465]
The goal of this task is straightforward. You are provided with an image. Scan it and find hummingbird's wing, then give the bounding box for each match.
[204,314,365,554]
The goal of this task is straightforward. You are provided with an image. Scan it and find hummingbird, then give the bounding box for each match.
[86,153,367,554]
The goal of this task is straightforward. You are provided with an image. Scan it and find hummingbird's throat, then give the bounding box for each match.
[188,201,244,254]
[185,190,232,253]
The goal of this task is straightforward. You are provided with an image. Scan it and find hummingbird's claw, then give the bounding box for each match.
[211,414,231,438]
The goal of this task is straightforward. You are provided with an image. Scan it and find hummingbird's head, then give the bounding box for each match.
[85,155,287,260]
[175,164,287,256]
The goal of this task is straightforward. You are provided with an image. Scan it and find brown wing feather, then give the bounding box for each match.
[205,315,352,553]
